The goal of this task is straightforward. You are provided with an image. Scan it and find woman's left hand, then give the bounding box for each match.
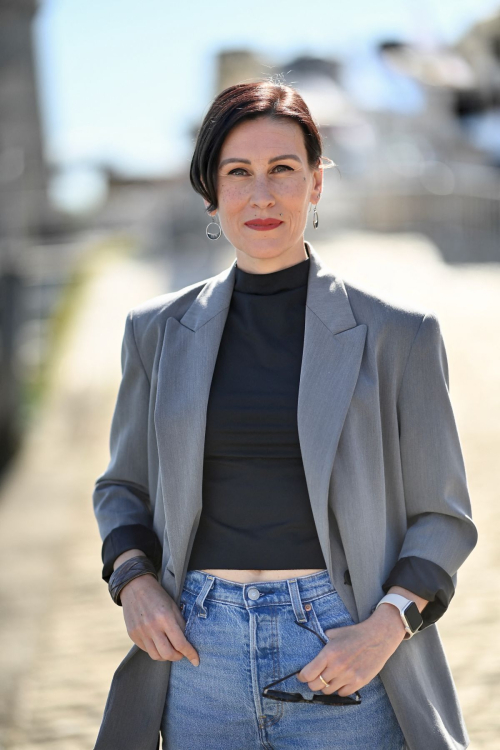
[296,604,406,697]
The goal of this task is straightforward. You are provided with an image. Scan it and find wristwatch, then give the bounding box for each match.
[375,593,423,639]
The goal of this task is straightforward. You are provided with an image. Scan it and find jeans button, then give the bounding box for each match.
[247,586,260,600]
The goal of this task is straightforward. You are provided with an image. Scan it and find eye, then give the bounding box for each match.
[227,168,248,176]
[226,164,294,176]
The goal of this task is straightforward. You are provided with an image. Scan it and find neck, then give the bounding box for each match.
[235,239,309,274]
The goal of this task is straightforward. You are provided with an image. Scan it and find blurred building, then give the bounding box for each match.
[0,0,49,466]
[275,41,499,263]
[454,9,500,92]
[0,0,50,240]
[0,0,84,473]
[89,27,500,282]
[452,9,500,166]
[333,39,500,263]
[217,50,271,93]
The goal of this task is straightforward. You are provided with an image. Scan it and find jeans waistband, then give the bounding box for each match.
[182,569,334,623]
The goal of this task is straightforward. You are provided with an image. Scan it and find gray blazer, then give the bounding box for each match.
[93,242,477,750]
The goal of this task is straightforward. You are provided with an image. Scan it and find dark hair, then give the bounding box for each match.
[190,80,323,213]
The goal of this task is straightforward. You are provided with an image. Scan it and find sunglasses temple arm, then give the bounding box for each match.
[263,669,303,692]
[263,621,330,691]
[295,620,329,644]
[263,621,332,693]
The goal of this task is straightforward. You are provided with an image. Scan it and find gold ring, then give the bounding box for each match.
[319,673,330,688]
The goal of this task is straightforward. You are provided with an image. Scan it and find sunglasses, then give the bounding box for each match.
[261,620,362,706]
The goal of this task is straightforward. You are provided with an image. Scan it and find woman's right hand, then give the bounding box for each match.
[117,557,200,667]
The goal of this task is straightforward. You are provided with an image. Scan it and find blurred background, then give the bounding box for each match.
[0,0,499,747]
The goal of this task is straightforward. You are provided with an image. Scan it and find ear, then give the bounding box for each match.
[310,163,323,204]
[203,199,216,216]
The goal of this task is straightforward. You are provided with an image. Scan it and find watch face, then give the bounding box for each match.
[404,602,423,632]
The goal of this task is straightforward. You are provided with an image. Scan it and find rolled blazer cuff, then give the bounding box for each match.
[382,555,455,628]
[101,524,163,583]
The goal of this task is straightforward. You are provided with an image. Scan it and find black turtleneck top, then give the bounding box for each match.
[186,251,326,570]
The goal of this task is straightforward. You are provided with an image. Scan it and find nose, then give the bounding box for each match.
[249,175,275,210]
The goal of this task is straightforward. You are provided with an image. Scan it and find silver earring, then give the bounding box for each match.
[312,204,319,229]
[206,213,222,241]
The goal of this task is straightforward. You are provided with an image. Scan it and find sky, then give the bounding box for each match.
[33,0,500,210]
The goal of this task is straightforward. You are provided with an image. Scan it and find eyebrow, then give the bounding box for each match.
[219,154,302,168]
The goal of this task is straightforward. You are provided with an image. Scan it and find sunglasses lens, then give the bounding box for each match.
[263,689,361,706]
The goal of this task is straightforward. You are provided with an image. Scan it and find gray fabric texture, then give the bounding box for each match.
[92,242,477,750]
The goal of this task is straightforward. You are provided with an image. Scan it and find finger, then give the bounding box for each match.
[337,683,359,698]
[141,634,165,661]
[309,661,343,688]
[130,631,167,663]
[296,651,329,683]
[170,606,187,630]
[304,665,340,694]
[151,630,184,662]
[313,674,345,695]
[167,625,200,666]
[129,632,145,650]
[309,664,366,695]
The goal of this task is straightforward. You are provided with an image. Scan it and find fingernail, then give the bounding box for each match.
[191,659,200,667]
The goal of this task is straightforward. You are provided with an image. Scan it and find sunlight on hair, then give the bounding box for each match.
[264,72,287,86]
[319,155,341,179]
[319,156,336,169]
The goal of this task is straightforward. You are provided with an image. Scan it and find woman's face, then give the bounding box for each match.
[205,116,323,267]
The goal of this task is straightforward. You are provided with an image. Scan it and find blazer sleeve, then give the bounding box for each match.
[383,312,478,629]
[93,310,162,584]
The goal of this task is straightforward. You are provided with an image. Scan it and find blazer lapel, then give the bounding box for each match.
[298,247,367,577]
[154,242,367,593]
[154,260,237,591]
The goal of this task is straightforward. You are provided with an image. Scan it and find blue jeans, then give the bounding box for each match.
[161,569,405,749]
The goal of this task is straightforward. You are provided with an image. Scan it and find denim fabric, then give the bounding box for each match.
[161,569,405,749]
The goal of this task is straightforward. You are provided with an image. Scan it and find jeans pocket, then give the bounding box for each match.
[309,590,356,640]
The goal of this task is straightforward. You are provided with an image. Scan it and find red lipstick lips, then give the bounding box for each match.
[244,218,283,231]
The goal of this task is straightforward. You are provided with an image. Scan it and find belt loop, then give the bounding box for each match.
[194,574,215,619]
[287,578,307,623]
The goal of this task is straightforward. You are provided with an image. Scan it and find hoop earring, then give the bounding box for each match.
[312,204,319,229]
[206,213,222,241]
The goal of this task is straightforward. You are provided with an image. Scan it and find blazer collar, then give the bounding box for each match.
[179,241,357,336]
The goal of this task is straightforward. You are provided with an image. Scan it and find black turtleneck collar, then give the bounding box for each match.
[234,247,310,295]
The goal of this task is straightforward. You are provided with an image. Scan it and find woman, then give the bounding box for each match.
[93,81,477,750]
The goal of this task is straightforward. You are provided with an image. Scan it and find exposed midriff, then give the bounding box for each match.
[197,568,326,583]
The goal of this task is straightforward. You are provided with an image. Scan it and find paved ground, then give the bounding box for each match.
[0,233,497,748]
